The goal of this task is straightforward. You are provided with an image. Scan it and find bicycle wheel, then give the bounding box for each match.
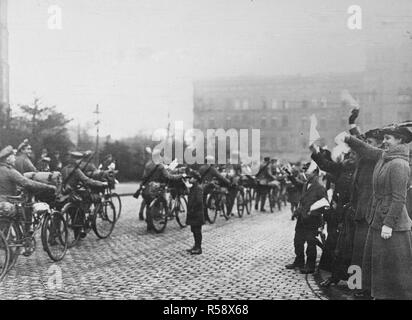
[245,189,252,215]
[149,197,168,233]
[236,190,245,218]
[206,194,218,224]
[220,194,230,220]
[0,231,10,282]
[62,203,83,248]
[92,201,116,239]
[0,217,22,272]
[110,193,122,221]
[175,196,188,228]
[41,211,68,262]
[268,188,276,213]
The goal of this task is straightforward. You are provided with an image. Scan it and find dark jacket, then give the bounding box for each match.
[61,165,106,190]
[143,161,182,183]
[256,161,276,184]
[289,175,327,229]
[0,163,54,201]
[186,182,205,226]
[348,125,378,221]
[198,164,230,186]
[346,136,412,231]
[15,153,37,174]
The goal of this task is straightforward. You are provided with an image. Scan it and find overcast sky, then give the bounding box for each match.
[7,0,411,139]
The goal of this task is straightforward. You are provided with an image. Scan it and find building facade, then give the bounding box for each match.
[0,0,9,117]
[193,42,412,162]
[193,73,364,161]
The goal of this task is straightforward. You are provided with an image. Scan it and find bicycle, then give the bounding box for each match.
[102,170,122,222]
[61,184,116,248]
[146,178,189,233]
[239,175,255,215]
[205,181,229,224]
[0,192,68,276]
[0,228,10,282]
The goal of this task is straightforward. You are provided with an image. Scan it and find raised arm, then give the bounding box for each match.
[345,135,383,161]
[311,151,342,175]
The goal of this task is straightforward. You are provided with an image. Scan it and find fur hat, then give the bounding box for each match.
[0,146,15,160]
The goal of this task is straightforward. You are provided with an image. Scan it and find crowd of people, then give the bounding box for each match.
[283,108,412,300]
[0,106,411,300]
[133,107,412,300]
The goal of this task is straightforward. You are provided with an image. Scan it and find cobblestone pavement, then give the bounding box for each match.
[0,183,327,300]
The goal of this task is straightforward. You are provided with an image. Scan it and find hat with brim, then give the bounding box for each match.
[381,125,412,144]
[364,128,383,141]
[0,146,16,160]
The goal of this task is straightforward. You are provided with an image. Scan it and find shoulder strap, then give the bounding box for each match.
[256,162,270,177]
[140,164,160,187]
[200,165,212,183]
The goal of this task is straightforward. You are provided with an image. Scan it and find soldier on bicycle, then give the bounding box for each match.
[61,151,108,237]
[198,155,231,222]
[139,149,185,232]
[0,145,56,239]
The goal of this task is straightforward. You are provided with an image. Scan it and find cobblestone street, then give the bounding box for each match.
[0,183,327,300]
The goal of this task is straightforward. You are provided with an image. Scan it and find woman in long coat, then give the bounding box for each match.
[345,125,412,300]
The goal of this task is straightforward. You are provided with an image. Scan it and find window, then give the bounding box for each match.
[301,117,308,129]
[226,117,231,128]
[320,97,327,108]
[272,138,277,149]
[261,138,267,148]
[282,115,289,128]
[302,100,309,109]
[271,117,277,128]
[262,99,268,110]
[242,99,249,110]
[272,99,278,109]
[261,117,267,128]
[282,100,289,109]
[281,137,288,148]
[208,118,216,128]
[225,98,232,109]
[234,99,241,110]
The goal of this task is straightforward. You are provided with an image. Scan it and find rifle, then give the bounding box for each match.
[61,152,95,191]
[133,164,160,199]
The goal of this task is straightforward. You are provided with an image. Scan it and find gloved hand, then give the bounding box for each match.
[381,225,392,240]
[349,108,360,124]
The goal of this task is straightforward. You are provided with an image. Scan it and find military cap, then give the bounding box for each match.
[0,146,16,160]
[17,139,30,152]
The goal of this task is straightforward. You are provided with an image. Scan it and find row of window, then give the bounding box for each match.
[198,115,349,130]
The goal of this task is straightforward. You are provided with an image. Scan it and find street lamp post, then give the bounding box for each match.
[94,104,100,166]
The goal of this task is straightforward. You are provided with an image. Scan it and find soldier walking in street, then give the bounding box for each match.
[255,157,276,212]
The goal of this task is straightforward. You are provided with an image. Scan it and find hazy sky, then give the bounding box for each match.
[7,0,411,138]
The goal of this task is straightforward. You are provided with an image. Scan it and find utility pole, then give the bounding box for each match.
[94,104,100,166]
